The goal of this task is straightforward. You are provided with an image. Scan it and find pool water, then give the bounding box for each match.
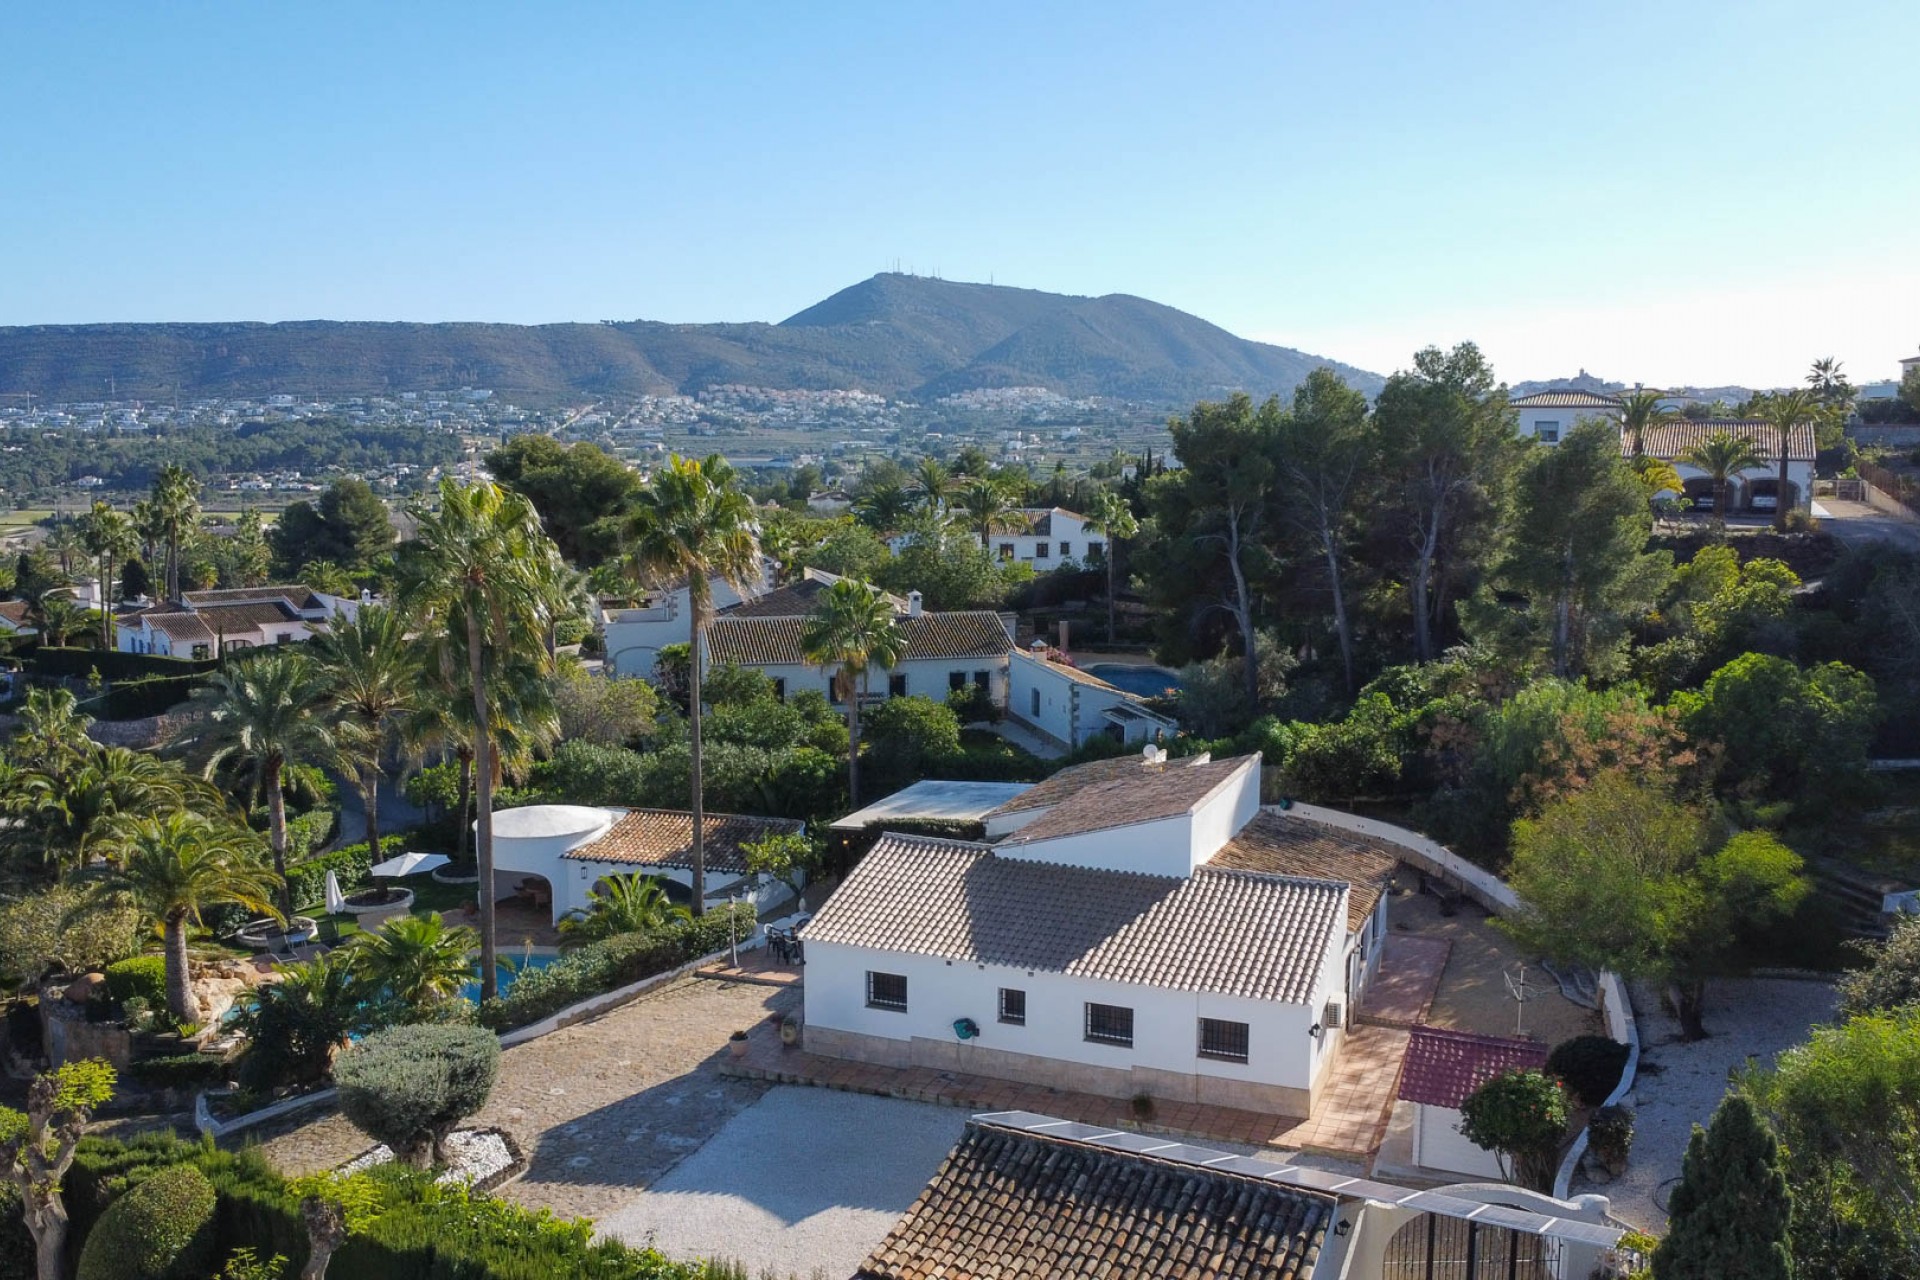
[1084,663,1183,698]
[460,951,561,1004]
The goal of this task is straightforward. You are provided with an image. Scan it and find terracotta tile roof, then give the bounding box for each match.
[1511,390,1623,410]
[1398,1026,1551,1110]
[1212,811,1399,933]
[722,569,906,618]
[801,832,1344,1004]
[1632,420,1816,464]
[141,610,215,643]
[986,753,1219,818]
[1008,506,1086,538]
[705,611,1012,667]
[193,600,302,631]
[997,754,1260,847]
[563,808,804,874]
[855,1120,1333,1280]
[0,600,31,627]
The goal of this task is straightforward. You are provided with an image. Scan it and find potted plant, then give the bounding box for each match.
[778,1015,800,1047]
[1587,1104,1635,1179]
[729,1029,750,1058]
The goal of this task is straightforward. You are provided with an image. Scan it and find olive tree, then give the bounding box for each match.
[334,1024,500,1168]
[0,1059,116,1280]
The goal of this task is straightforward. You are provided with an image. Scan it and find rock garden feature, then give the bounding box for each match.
[339,1126,524,1190]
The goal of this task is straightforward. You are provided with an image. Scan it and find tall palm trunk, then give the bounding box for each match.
[266,757,292,918]
[1775,431,1793,532]
[467,611,500,999]
[1105,550,1118,646]
[362,773,382,864]
[163,910,194,1022]
[456,749,474,867]
[687,595,708,916]
[845,668,864,808]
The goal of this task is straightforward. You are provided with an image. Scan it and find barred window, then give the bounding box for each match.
[866,971,907,1012]
[998,988,1026,1025]
[1198,1018,1250,1063]
[1084,1002,1134,1047]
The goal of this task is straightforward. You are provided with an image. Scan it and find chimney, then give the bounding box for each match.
[1057,619,1070,655]
[907,590,923,617]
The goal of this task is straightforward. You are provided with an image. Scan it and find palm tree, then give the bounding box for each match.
[557,874,689,947]
[1679,431,1766,530]
[173,649,336,917]
[800,577,906,808]
[1808,357,1853,406]
[149,464,200,600]
[311,606,419,863]
[1747,389,1818,531]
[396,478,565,995]
[31,591,88,648]
[7,747,213,873]
[348,912,478,1012]
[853,481,913,534]
[12,687,93,787]
[79,502,134,640]
[956,474,1020,551]
[1617,389,1678,457]
[94,812,280,1021]
[913,457,952,512]
[1083,489,1139,646]
[621,455,760,918]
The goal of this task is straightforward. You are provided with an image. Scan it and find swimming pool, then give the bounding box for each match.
[460,950,562,1004]
[1084,663,1183,698]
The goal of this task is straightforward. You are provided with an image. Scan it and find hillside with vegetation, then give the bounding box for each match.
[0,274,1380,406]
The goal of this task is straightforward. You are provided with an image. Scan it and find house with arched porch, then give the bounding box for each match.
[1632,419,1816,515]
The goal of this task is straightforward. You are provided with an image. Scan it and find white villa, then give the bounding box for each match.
[1005,645,1174,749]
[487,803,806,922]
[115,585,366,658]
[1634,419,1816,514]
[1510,390,1622,443]
[800,752,1398,1119]
[980,506,1101,566]
[599,571,763,679]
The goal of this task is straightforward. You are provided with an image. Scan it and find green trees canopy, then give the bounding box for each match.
[269,477,394,575]
[334,1024,501,1170]
[485,434,641,567]
[1502,774,1807,1039]
[1676,653,1877,803]
[1456,1069,1569,1192]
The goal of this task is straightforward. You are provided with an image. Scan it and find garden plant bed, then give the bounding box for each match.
[339,1125,525,1191]
[431,864,481,885]
[341,886,413,914]
[232,916,318,951]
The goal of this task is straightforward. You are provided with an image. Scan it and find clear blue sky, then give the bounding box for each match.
[4,1,1916,386]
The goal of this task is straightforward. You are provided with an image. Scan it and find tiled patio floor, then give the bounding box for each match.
[696,950,803,988]
[1360,934,1452,1027]
[721,1022,1410,1159]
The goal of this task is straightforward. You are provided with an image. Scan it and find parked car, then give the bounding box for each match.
[1751,493,1777,511]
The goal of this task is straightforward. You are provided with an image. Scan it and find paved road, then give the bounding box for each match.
[1815,498,1920,552]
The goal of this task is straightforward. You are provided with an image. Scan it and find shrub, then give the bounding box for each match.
[477,902,757,1032]
[1458,1069,1571,1192]
[283,808,337,861]
[75,1163,219,1280]
[334,1025,500,1168]
[104,956,168,1009]
[1546,1034,1632,1107]
[127,1055,226,1093]
[0,885,141,985]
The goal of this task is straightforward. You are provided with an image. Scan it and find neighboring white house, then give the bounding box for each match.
[977,507,1101,566]
[115,584,365,658]
[1635,419,1816,513]
[702,591,1015,708]
[0,600,35,640]
[1390,1026,1550,1181]
[1005,645,1175,749]
[599,571,763,679]
[486,803,805,923]
[800,753,1399,1119]
[1510,390,1622,444]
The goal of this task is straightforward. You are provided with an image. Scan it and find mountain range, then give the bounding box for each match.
[0,274,1382,408]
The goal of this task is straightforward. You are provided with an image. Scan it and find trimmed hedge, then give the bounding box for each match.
[104,956,168,1008]
[284,808,338,860]
[75,1162,218,1280]
[477,903,759,1032]
[127,1054,228,1092]
[285,836,403,910]
[24,647,218,682]
[65,1133,724,1279]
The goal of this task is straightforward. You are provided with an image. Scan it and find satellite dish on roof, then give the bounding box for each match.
[1142,744,1165,764]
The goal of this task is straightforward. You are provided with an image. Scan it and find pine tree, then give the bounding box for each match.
[1653,1094,1793,1280]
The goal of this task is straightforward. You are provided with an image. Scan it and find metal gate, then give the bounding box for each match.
[1382,1212,1560,1280]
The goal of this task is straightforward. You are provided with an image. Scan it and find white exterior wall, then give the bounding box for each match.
[1007,650,1169,749]
[708,655,1009,709]
[982,511,1095,565]
[1666,459,1813,508]
[996,814,1192,877]
[1412,1103,1506,1180]
[1517,408,1618,444]
[604,577,753,679]
[804,940,1326,1095]
[558,859,798,920]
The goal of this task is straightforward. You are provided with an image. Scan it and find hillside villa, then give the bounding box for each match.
[115,584,369,658]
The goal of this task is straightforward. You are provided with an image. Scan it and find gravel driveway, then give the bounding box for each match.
[595,1087,969,1279]
[1592,977,1837,1231]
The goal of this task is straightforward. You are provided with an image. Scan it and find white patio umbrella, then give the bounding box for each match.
[368,851,451,879]
[324,869,347,915]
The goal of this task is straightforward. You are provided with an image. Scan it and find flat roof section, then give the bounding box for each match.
[828,779,1035,831]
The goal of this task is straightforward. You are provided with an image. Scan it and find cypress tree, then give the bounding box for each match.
[1653,1094,1793,1280]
